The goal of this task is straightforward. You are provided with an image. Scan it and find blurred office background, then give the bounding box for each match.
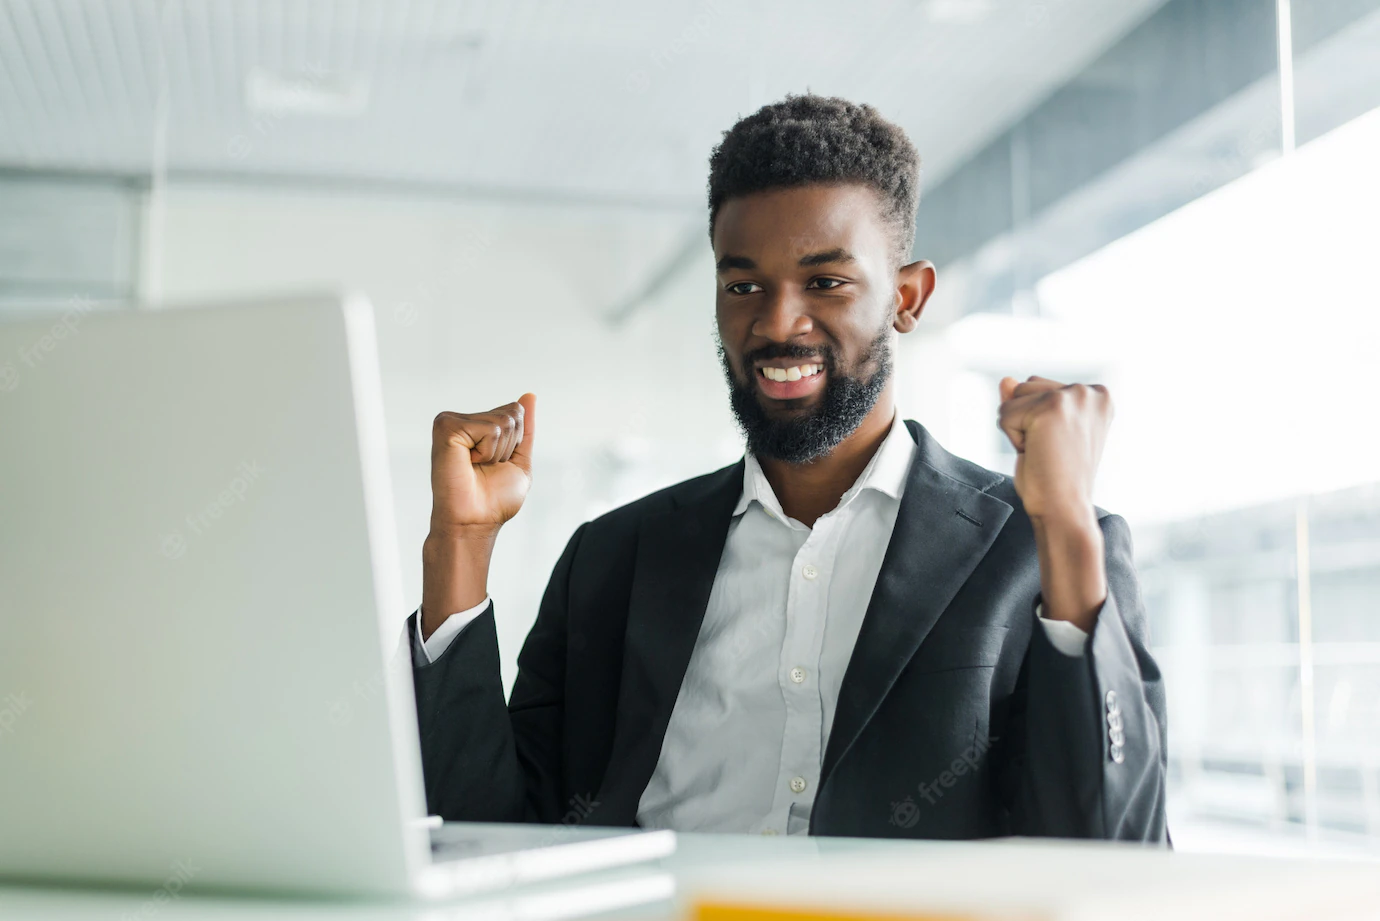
[2,0,1379,856]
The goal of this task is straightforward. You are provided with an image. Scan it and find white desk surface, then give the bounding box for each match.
[3,832,1378,921]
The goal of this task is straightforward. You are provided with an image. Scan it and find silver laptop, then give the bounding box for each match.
[0,294,674,900]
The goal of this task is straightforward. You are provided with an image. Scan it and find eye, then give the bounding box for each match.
[726,281,762,296]
[808,277,846,290]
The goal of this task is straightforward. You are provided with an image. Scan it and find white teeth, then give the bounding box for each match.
[762,364,823,382]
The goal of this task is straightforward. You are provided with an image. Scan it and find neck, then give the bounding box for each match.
[756,389,896,528]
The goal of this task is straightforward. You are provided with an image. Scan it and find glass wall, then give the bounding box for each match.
[905,0,1380,854]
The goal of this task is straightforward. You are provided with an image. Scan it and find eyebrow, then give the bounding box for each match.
[716,255,756,272]
[797,248,855,267]
[715,248,856,272]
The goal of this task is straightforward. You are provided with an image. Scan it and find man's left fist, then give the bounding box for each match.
[997,376,1113,523]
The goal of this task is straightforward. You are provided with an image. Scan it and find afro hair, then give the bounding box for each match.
[707,94,921,264]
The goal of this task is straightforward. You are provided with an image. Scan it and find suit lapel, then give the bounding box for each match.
[820,421,1013,787]
[590,460,743,826]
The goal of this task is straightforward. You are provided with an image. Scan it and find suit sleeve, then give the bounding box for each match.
[1009,513,1169,841]
[410,523,587,823]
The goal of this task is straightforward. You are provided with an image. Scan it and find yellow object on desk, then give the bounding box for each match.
[693,901,1039,921]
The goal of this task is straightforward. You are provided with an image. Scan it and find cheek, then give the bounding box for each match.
[713,313,740,363]
[827,302,891,368]
[715,304,748,344]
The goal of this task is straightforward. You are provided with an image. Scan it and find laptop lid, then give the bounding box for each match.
[0,294,430,896]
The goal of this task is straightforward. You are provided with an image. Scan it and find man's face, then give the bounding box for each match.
[713,183,904,464]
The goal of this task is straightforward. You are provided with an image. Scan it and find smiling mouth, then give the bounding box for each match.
[755,361,826,400]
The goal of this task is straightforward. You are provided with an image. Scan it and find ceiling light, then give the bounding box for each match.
[246,67,370,118]
[923,0,994,24]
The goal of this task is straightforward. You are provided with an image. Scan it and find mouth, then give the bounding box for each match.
[753,360,826,401]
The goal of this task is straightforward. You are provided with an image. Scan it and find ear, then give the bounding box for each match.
[893,259,936,334]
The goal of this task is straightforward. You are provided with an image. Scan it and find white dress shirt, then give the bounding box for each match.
[413,416,1087,833]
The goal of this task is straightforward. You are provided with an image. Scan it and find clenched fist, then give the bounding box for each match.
[997,376,1112,631]
[430,395,537,537]
[421,393,535,638]
[997,376,1111,523]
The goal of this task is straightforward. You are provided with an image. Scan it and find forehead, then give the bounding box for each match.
[712,183,891,262]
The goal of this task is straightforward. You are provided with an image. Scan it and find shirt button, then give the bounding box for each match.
[789,667,807,684]
[802,564,818,580]
[789,776,807,794]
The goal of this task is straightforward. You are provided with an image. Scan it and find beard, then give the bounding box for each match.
[718,325,892,465]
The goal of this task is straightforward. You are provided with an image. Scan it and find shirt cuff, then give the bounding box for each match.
[1035,602,1090,657]
[412,596,491,664]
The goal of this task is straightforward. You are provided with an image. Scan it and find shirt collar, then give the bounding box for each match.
[733,414,916,520]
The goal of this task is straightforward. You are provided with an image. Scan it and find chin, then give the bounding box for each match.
[758,396,815,416]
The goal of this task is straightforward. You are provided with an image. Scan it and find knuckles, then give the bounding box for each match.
[432,411,459,437]
[431,408,522,450]
[997,381,1114,424]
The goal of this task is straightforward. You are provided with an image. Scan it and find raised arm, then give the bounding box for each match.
[422,394,536,639]
[410,394,536,821]
[995,376,1167,840]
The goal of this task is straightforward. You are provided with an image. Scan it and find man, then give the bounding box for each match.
[409,95,1167,841]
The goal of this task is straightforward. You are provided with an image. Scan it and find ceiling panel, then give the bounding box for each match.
[0,0,1169,206]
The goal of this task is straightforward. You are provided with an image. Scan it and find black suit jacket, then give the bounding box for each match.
[410,421,1168,840]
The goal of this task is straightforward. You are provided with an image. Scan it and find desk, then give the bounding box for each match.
[2,833,1378,921]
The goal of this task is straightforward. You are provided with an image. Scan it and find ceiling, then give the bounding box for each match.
[0,0,1168,209]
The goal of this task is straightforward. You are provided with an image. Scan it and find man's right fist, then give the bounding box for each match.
[429,394,536,538]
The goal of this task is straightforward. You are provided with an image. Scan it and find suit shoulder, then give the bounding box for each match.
[910,422,1016,501]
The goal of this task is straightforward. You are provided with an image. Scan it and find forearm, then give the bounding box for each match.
[1010,514,1168,842]
[1031,506,1106,633]
[421,527,498,640]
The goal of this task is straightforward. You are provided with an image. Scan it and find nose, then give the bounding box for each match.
[751,289,813,343]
